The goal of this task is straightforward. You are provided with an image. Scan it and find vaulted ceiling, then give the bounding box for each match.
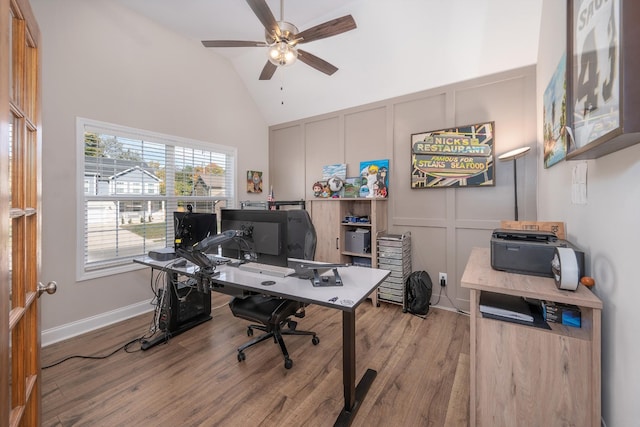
[115,0,543,125]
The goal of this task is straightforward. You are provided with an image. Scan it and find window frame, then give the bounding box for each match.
[76,117,237,281]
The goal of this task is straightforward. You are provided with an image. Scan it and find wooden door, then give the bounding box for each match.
[1,1,53,426]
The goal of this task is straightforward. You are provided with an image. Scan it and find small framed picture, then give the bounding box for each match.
[247,170,263,193]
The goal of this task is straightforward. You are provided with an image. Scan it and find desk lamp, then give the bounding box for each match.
[498,146,531,221]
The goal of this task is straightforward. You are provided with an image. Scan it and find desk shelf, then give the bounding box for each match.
[341,222,372,227]
[342,251,372,258]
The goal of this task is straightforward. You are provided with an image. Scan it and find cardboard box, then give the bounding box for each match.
[541,301,581,327]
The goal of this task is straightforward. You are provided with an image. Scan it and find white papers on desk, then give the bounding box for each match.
[479,292,534,322]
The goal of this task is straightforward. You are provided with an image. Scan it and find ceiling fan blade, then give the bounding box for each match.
[297,49,338,76]
[259,61,278,80]
[201,40,267,48]
[295,15,356,44]
[246,0,281,38]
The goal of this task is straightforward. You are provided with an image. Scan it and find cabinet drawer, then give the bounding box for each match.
[380,281,403,291]
[378,291,404,303]
[384,275,405,284]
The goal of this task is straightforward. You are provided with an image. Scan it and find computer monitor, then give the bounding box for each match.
[174,211,217,251]
[220,209,289,267]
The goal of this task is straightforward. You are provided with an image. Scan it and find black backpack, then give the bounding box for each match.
[406,271,433,315]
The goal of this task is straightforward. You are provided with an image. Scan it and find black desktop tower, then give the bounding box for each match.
[158,278,211,333]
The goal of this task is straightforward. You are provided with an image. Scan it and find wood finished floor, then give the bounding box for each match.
[42,293,470,427]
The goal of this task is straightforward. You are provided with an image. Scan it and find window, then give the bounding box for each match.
[77,117,236,280]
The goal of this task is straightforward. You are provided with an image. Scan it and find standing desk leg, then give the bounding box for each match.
[334,310,377,427]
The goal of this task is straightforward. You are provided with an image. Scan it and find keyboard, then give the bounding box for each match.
[238,262,296,278]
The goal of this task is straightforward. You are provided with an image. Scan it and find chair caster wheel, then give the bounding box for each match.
[237,352,246,362]
[284,358,293,369]
[312,336,320,345]
[247,327,253,336]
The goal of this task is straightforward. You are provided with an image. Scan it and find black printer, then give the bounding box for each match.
[490,229,584,278]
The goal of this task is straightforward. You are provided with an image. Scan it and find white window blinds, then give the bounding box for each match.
[77,117,236,280]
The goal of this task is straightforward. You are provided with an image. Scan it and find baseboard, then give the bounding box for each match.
[41,301,154,347]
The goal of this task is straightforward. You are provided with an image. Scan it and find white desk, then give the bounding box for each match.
[134,257,390,426]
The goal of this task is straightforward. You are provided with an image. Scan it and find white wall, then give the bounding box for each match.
[536,2,640,425]
[31,0,269,335]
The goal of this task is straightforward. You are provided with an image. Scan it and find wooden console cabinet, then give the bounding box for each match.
[308,198,387,306]
[461,247,602,427]
[307,198,387,265]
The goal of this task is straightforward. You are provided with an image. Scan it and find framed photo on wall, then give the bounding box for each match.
[247,170,263,193]
[567,0,620,155]
[566,0,640,159]
[411,122,495,188]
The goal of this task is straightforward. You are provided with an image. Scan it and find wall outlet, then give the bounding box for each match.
[439,272,447,287]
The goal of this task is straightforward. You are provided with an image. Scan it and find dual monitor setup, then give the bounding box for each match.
[142,207,297,351]
[171,207,344,285]
[142,206,347,350]
[173,207,291,270]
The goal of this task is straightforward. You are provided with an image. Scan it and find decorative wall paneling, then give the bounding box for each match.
[270,66,537,311]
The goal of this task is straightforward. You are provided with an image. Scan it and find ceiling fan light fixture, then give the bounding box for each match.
[268,41,298,66]
[201,1,356,80]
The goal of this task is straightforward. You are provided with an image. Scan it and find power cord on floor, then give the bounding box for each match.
[42,335,145,370]
[45,268,233,368]
[430,281,470,317]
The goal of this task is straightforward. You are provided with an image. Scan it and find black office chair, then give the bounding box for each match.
[228,209,319,369]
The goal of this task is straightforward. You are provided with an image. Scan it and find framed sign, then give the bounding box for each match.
[566,0,640,159]
[568,0,620,153]
[411,122,495,188]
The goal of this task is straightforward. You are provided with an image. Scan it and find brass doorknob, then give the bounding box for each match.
[37,281,58,297]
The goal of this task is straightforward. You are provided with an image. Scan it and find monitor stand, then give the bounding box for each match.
[298,263,350,287]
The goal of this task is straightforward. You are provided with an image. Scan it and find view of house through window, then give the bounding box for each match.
[78,118,236,279]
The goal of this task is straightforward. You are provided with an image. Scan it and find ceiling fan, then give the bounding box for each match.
[201,0,357,80]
